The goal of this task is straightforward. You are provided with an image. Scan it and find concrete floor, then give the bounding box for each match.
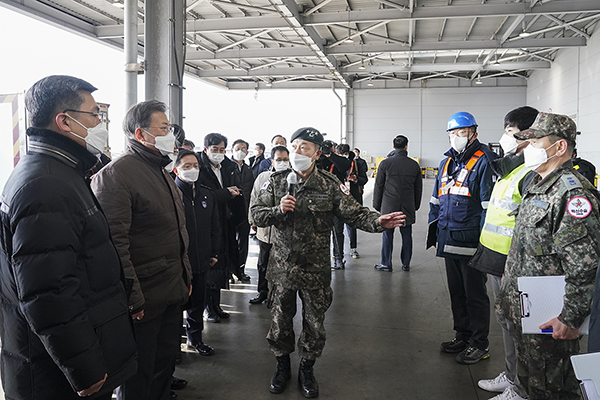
[173,179,510,400]
[7,179,576,400]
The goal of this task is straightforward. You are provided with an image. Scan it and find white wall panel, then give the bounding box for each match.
[353,87,526,168]
[528,25,600,171]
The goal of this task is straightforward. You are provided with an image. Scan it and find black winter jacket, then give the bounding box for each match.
[373,149,423,225]
[175,178,221,274]
[0,128,137,399]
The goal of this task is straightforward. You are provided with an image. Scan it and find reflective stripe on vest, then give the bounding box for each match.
[438,150,484,198]
[443,244,477,256]
[480,164,530,255]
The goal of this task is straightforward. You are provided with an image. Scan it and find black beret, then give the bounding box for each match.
[290,127,324,146]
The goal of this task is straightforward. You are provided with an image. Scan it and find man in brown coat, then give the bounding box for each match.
[91,100,192,400]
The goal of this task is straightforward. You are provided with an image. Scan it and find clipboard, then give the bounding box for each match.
[518,275,590,334]
[571,352,600,400]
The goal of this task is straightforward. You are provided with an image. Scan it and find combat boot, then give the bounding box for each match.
[269,355,291,394]
[298,358,319,398]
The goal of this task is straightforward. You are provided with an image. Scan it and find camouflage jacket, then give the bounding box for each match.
[250,167,384,289]
[497,160,600,330]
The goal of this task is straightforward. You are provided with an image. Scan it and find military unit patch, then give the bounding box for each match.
[262,181,270,190]
[567,196,592,219]
[339,183,350,196]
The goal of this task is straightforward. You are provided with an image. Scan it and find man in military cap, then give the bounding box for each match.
[497,112,600,400]
[250,127,405,398]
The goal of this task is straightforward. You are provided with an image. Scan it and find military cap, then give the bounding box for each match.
[514,112,577,142]
[291,127,324,146]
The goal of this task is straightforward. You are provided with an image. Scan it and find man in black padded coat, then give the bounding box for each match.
[0,75,137,400]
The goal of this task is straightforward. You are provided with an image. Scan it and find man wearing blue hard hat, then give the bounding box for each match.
[428,111,497,364]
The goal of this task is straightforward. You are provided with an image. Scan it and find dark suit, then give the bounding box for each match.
[249,153,265,179]
[233,160,255,276]
[197,152,243,313]
[373,149,423,268]
[346,157,369,249]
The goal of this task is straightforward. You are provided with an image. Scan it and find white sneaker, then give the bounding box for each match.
[478,371,513,392]
[488,387,526,400]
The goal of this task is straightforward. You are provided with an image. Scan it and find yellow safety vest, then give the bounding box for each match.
[480,163,531,255]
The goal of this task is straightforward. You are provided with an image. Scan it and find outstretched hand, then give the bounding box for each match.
[379,212,406,229]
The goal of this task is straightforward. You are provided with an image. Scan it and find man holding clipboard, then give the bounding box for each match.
[496,112,600,400]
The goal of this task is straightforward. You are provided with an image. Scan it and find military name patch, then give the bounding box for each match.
[261,181,270,190]
[567,196,591,219]
[339,183,350,196]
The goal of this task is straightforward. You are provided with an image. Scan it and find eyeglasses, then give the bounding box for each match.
[64,109,106,123]
[144,125,174,135]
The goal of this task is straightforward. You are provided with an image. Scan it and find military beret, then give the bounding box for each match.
[290,127,324,146]
[515,112,577,142]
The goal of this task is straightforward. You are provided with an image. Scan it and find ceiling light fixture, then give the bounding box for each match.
[475,78,483,85]
[367,78,374,87]
[266,80,273,87]
[111,0,125,8]
[519,19,531,38]
[358,61,366,70]
[344,9,354,44]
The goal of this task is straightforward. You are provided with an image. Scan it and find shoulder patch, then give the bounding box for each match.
[560,174,582,191]
[567,196,592,219]
[339,183,350,196]
[261,181,270,190]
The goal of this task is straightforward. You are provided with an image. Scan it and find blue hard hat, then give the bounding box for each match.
[447,112,478,131]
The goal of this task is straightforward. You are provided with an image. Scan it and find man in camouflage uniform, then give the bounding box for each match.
[497,112,600,400]
[250,127,405,398]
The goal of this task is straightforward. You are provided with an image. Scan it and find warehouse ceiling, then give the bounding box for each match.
[2,0,600,89]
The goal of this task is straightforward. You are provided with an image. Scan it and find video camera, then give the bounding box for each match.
[321,140,336,155]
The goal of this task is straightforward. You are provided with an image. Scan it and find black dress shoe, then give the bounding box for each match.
[174,355,182,365]
[402,265,410,271]
[238,273,251,282]
[250,292,268,304]
[170,390,178,400]
[205,313,221,323]
[215,305,230,319]
[171,376,188,390]
[189,342,215,356]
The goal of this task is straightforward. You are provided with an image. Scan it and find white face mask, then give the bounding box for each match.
[143,130,176,156]
[66,116,109,156]
[207,151,225,165]
[234,150,247,161]
[499,134,519,155]
[179,168,199,183]
[450,134,469,153]
[523,140,559,170]
[290,151,316,172]
[273,160,290,171]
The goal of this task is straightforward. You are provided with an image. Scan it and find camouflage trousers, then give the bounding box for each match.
[516,332,581,400]
[267,284,333,359]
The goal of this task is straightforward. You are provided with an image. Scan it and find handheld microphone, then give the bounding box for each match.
[287,172,298,196]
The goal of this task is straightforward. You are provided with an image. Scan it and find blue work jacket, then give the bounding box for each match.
[428,139,497,259]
